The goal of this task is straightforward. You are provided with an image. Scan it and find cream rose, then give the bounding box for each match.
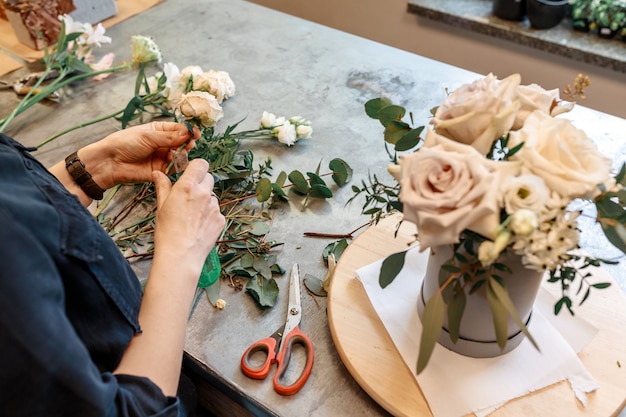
[192,69,236,103]
[176,91,223,127]
[399,129,520,250]
[513,83,574,129]
[430,73,521,155]
[273,121,297,146]
[508,111,612,200]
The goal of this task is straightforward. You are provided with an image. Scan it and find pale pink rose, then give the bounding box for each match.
[90,53,116,81]
[508,111,612,199]
[176,91,223,127]
[399,129,520,250]
[513,83,574,129]
[430,73,521,155]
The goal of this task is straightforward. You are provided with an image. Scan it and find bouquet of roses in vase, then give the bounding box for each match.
[352,73,625,373]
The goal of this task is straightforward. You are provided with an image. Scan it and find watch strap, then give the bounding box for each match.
[64,151,105,200]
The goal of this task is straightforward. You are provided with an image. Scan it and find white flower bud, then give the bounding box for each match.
[510,209,538,236]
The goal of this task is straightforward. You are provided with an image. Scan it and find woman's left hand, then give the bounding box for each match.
[81,121,200,189]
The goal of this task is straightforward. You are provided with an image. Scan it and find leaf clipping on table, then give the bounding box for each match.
[246,275,279,308]
[379,250,408,288]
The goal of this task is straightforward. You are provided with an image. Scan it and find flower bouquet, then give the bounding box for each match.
[352,73,625,373]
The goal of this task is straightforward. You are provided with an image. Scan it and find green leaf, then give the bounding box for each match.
[383,120,411,145]
[249,221,270,236]
[256,177,272,202]
[364,97,392,119]
[329,158,353,186]
[253,257,273,279]
[245,276,279,308]
[488,276,539,351]
[307,172,326,186]
[486,279,509,351]
[303,274,327,297]
[395,126,424,151]
[416,291,445,375]
[615,163,626,185]
[288,170,310,194]
[379,250,407,288]
[323,238,349,263]
[275,171,287,187]
[198,247,221,288]
[447,286,466,343]
[308,184,333,199]
[204,279,221,306]
[378,105,406,126]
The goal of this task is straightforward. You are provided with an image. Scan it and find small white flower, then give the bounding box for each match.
[296,124,313,139]
[510,209,538,236]
[215,299,227,310]
[83,23,111,47]
[501,174,550,215]
[478,241,497,266]
[274,121,297,146]
[131,35,162,63]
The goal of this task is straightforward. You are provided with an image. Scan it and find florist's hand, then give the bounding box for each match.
[151,159,225,276]
[81,121,200,189]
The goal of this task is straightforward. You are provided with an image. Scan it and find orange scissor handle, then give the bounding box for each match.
[240,336,278,380]
[272,326,314,396]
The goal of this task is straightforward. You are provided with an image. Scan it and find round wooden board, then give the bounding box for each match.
[327,214,626,417]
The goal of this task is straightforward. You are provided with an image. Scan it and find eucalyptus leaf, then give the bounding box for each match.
[307,172,326,186]
[378,105,406,126]
[245,276,279,308]
[309,184,333,199]
[379,250,408,288]
[249,222,270,236]
[253,256,273,279]
[329,158,353,186]
[256,178,272,202]
[383,120,411,145]
[304,274,327,296]
[323,238,349,263]
[288,170,310,194]
[204,279,221,306]
[364,97,392,119]
[416,290,445,375]
[395,126,423,151]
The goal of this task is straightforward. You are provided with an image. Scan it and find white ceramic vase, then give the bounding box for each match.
[417,245,545,358]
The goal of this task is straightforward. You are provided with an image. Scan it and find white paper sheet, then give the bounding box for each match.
[356,246,599,417]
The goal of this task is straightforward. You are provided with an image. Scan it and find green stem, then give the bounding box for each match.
[36,108,126,149]
[93,184,122,218]
[0,63,133,133]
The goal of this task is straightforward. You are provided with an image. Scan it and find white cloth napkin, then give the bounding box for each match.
[356,246,599,417]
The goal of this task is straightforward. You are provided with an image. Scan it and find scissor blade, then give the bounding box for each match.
[282,264,302,338]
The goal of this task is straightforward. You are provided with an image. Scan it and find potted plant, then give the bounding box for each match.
[569,0,594,31]
[590,0,620,38]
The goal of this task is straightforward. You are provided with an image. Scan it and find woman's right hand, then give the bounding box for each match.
[151,159,225,278]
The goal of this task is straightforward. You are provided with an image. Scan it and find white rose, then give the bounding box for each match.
[399,129,520,250]
[501,174,550,214]
[179,65,204,90]
[274,121,297,146]
[513,83,574,129]
[509,111,612,199]
[260,111,277,129]
[192,70,236,103]
[176,91,223,127]
[430,73,521,155]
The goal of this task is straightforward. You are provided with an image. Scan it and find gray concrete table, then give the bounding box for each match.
[1,0,625,416]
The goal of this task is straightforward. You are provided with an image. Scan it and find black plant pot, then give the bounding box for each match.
[493,0,526,21]
[526,0,569,29]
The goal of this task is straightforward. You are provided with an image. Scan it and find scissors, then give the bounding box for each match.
[240,264,314,395]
